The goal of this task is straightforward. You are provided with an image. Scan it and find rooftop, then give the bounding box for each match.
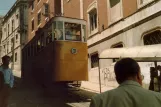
[2,0,27,24]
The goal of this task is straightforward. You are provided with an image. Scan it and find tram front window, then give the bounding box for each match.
[65,22,81,41]
[53,21,63,40]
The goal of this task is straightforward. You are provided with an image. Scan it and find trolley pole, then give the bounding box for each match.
[98,58,102,93]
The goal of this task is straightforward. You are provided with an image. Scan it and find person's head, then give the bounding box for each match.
[150,67,155,71]
[157,65,161,71]
[0,72,4,90]
[114,58,143,85]
[2,55,11,66]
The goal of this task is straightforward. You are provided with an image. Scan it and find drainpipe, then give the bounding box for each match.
[11,37,15,70]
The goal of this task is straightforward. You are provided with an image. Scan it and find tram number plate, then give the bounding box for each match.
[71,48,77,54]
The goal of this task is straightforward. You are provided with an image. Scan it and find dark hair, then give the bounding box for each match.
[150,67,155,71]
[2,55,10,61]
[150,67,157,78]
[114,58,140,84]
[157,65,161,70]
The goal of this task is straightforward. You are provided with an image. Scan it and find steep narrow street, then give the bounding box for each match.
[8,77,96,107]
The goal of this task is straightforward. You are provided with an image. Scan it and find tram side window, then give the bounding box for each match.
[27,46,30,59]
[25,48,28,60]
[31,44,34,56]
[33,43,35,56]
[46,32,52,45]
[91,53,99,68]
[32,42,34,56]
[65,22,81,41]
[22,51,25,62]
[40,33,44,48]
[25,51,26,61]
[35,41,37,54]
[22,51,24,61]
[37,38,41,52]
[28,46,30,57]
[53,21,63,40]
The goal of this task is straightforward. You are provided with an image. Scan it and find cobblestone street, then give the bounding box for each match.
[8,77,96,107]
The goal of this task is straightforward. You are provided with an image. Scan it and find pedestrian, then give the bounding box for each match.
[90,58,161,107]
[0,71,5,107]
[157,65,161,91]
[0,55,14,107]
[0,71,4,91]
[149,67,155,91]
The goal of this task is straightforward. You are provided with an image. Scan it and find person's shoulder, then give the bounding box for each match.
[8,68,12,70]
[149,90,161,96]
[7,68,13,72]
[142,88,161,98]
[90,89,117,107]
[92,88,116,100]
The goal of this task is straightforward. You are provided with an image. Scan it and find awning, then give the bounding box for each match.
[99,44,161,61]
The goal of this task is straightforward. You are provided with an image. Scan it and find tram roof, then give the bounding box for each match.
[44,16,86,28]
[53,16,86,24]
[99,44,161,62]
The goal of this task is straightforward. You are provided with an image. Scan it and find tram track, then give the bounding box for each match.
[65,87,95,107]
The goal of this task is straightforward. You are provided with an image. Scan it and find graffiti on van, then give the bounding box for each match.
[145,63,153,67]
[102,68,115,82]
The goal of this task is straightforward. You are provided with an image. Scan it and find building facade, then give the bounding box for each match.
[27,0,62,42]
[1,0,28,76]
[0,16,3,41]
[0,16,3,63]
[63,0,161,91]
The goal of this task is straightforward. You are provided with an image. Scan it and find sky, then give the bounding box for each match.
[0,0,16,16]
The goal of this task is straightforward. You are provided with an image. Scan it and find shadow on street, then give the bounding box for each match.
[8,76,95,107]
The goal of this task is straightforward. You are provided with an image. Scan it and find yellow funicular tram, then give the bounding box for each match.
[22,17,88,87]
